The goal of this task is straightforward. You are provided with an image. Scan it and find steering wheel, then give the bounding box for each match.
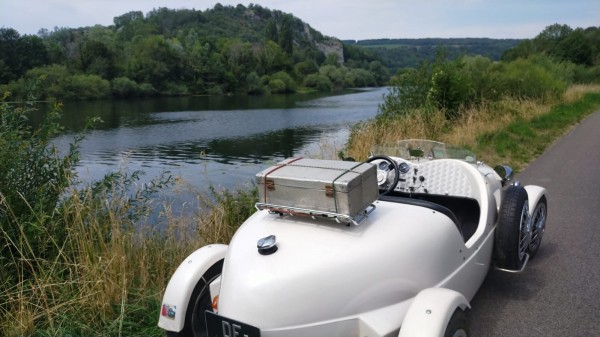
[366,155,400,196]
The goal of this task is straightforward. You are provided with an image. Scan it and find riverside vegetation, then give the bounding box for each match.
[2,23,600,336]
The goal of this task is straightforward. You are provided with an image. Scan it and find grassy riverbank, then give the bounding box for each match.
[346,85,600,171]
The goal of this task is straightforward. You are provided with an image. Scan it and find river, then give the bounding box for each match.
[49,87,388,195]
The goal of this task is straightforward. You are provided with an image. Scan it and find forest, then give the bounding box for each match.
[344,38,522,72]
[0,4,388,101]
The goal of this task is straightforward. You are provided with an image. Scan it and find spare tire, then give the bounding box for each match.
[495,185,530,271]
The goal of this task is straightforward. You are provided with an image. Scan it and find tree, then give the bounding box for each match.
[324,53,341,67]
[265,19,278,42]
[79,39,116,78]
[558,29,593,66]
[0,28,21,82]
[535,23,573,47]
[369,61,390,85]
[502,39,537,61]
[257,40,289,74]
[113,11,144,28]
[125,35,184,91]
[279,15,294,55]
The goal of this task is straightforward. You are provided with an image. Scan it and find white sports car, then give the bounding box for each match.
[158,140,548,337]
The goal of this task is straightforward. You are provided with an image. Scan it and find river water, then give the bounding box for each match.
[50,87,388,194]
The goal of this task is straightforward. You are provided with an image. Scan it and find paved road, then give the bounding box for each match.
[469,110,600,336]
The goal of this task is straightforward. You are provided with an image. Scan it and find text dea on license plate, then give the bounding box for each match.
[206,311,261,337]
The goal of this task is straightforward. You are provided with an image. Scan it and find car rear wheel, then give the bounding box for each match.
[495,185,530,271]
[168,260,224,337]
[444,308,468,337]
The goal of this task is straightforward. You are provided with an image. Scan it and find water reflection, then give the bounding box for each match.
[48,88,387,191]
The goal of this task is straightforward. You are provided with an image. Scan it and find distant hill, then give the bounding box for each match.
[344,38,522,72]
[1,4,391,99]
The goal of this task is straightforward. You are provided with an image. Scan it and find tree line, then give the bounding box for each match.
[344,38,522,72]
[0,4,389,101]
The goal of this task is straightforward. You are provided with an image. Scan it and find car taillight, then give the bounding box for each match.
[212,295,219,312]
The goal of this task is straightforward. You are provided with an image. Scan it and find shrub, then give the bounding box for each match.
[63,74,111,100]
[111,76,140,97]
[268,78,286,94]
[574,65,600,84]
[427,60,472,118]
[349,68,376,87]
[163,82,189,96]
[0,91,81,270]
[498,57,568,100]
[270,71,296,93]
[294,60,319,78]
[246,71,265,94]
[303,73,333,91]
[319,65,344,89]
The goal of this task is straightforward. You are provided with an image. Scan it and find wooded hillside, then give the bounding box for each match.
[0,4,388,100]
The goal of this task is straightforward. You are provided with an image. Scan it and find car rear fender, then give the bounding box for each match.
[524,185,548,216]
[158,244,228,332]
[398,288,470,337]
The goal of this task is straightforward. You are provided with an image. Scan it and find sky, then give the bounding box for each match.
[1,0,598,40]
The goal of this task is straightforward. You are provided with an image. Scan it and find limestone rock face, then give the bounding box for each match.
[301,23,344,63]
[316,39,344,64]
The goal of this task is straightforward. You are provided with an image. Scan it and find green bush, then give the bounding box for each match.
[270,71,296,93]
[294,60,319,78]
[3,66,113,100]
[574,65,600,84]
[497,57,568,99]
[246,71,266,95]
[427,60,472,118]
[111,76,140,97]
[64,74,111,100]
[349,68,376,87]
[319,65,344,89]
[303,73,333,91]
[460,55,498,101]
[268,78,286,94]
[163,82,189,96]
[0,91,80,267]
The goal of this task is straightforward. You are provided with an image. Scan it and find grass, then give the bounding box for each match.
[2,84,600,336]
[474,88,600,171]
[346,84,600,172]
[0,181,257,337]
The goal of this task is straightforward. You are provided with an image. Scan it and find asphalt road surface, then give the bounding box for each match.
[469,109,600,336]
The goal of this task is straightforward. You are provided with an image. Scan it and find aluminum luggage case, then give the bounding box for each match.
[256,158,378,219]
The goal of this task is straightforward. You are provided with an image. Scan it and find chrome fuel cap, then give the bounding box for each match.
[257,235,278,255]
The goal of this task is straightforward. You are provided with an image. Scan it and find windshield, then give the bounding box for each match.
[370,139,476,163]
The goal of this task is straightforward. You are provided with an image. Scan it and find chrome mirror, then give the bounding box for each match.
[494,165,513,186]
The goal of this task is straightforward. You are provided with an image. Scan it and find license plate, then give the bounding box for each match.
[205,311,261,337]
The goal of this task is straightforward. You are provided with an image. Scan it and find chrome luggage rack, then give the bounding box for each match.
[255,202,376,226]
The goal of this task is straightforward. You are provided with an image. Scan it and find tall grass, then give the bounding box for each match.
[346,84,600,170]
[0,179,257,336]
